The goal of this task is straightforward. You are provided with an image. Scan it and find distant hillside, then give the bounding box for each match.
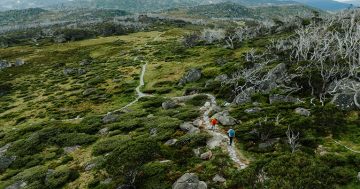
[0,8,129,27]
[165,3,321,19]
[230,0,299,6]
[0,0,351,12]
[292,0,352,11]
[184,3,256,19]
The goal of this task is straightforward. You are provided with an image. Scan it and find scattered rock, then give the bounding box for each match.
[0,60,11,70]
[180,122,200,134]
[159,160,172,164]
[212,174,226,183]
[258,143,273,150]
[200,151,213,160]
[63,145,80,153]
[79,59,92,66]
[193,148,201,157]
[331,93,360,110]
[178,68,202,86]
[99,128,109,135]
[45,169,55,184]
[102,113,119,124]
[165,139,178,146]
[244,107,262,114]
[206,132,228,149]
[162,100,178,110]
[0,156,15,172]
[173,173,207,189]
[267,63,286,82]
[258,138,280,150]
[233,87,255,105]
[100,178,112,185]
[269,94,300,104]
[212,111,238,126]
[147,114,155,118]
[316,145,328,156]
[0,143,11,157]
[180,122,193,131]
[294,108,310,117]
[84,163,96,171]
[117,185,136,189]
[14,59,25,67]
[214,74,228,82]
[5,181,27,189]
[63,68,86,76]
[193,119,203,127]
[82,88,97,96]
[150,128,157,136]
[0,59,26,70]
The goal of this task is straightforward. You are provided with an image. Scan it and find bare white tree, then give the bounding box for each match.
[286,126,300,153]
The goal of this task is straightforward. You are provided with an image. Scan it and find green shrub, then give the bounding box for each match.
[106,138,160,184]
[186,95,208,106]
[45,166,79,188]
[93,137,129,156]
[50,133,98,147]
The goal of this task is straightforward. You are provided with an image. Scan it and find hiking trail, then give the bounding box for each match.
[201,94,249,169]
[333,140,360,154]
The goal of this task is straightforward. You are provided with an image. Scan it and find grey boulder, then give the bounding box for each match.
[102,113,119,124]
[173,173,207,189]
[165,139,178,146]
[180,122,200,134]
[294,108,311,117]
[244,107,262,114]
[269,94,300,104]
[5,181,27,189]
[162,100,178,110]
[179,69,202,86]
[212,174,226,183]
[212,111,238,126]
[233,87,255,105]
[200,151,213,160]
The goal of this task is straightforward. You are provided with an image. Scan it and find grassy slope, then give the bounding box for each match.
[0,25,359,189]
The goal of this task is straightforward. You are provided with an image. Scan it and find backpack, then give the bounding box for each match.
[228,129,235,137]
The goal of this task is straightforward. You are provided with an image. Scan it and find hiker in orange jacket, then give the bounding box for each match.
[210,118,218,131]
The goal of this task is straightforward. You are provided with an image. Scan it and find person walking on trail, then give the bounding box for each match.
[228,128,235,146]
[210,118,218,131]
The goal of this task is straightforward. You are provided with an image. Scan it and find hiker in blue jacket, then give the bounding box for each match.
[227,128,235,146]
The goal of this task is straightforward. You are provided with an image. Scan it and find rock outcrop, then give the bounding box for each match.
[179,69,202,86]
[200,151,213,160]
[212,174,226,183]
[180,122,200,134]
[294,108,311,117]
[102,113,119,124]
[212,111,238,126]
[329,79,360,110]
[269,94,300,104]
[162,100,178,110]
[173,173,207,189]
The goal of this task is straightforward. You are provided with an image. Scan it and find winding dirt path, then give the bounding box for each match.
[333,140,360,154]
[113,62,150,112]
[201,94,248,169]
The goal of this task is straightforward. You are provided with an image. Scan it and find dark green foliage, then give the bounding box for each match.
[140,96,166,109]
[186,95,208,106]
[93,137,129,156]
[45,166,79,188]
[78,116,103,134]
[106,138,160,184]
[50,133,98,147]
